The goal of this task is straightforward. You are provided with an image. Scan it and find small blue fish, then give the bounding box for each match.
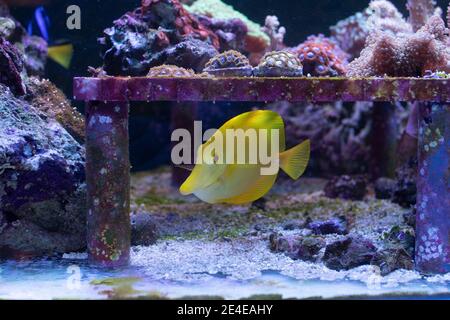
[27,6,73,69]
[27,6,50,41]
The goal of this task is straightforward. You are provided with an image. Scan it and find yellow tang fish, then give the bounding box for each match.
[180,110,310,204]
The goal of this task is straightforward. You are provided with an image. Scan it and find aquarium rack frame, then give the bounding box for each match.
[74,77,449,274]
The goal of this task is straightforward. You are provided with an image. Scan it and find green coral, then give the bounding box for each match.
[184,0,270,45]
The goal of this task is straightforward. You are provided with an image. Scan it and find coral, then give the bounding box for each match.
[324,175,368,201]
[346,15,450,77]
[407,0,441,32]
[100,1,219,75]
[290,35,348,77]
[448,2,450,29]
[25,77,85,143]
[367,0,413,33]
[0,36,25,95]
[0,85,86,258]
[147,64,195,77]
[141,0,219,48]
[185,0,270,53]
[423,70,450,78]
[202,50,253,77]
[253,51,303,77]
[196,16,248,52]
[205,50,250,70]
[269,101,372,175]
[330,0,412,59]
[261,15,286,52]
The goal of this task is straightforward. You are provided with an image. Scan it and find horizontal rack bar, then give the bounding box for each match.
[74,77,450,102]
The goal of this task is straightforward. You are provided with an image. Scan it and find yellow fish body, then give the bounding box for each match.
[180,110,310,204]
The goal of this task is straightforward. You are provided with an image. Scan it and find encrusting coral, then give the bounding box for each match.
[203,50,252,76]
[290,35,349,77]
[346,14,450,77]
[204,50,250,70]
[147,64,196,77]
[25,77,85,143]
[254,51,303,77]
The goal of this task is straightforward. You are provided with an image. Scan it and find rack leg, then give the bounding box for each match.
[416,104,449,274]
[85,101,131,267]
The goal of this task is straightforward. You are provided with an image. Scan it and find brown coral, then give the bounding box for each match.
[147,64,195,77]
[346,15,450,77]
[291,35,349,77]
[204,50,250,70]
[203,50,252,77]
[25,77,85,143]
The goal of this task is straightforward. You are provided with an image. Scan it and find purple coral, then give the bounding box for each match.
[261,15,286,52]
[407,0,441,31]
[347,15,450,77]
[196,16,248,52]
[330,0,412,59]
[270,101,373,175]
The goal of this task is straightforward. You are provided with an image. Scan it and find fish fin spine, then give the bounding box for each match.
[279,139,310,180]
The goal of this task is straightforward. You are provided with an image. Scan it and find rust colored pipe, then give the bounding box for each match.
[85,101,131,267]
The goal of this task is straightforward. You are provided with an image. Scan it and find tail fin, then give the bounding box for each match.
[279,140,310,180]
[48,43,73,69]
